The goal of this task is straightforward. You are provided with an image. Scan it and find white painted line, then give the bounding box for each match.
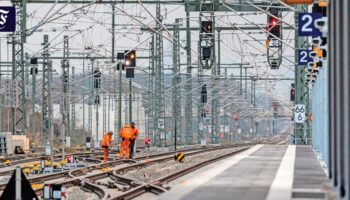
[157,144,264,200]
[266,145,296,200]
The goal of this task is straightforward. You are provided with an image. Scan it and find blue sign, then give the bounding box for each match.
[298,49,312,65]
[0,7,16,32]
[298,13,322,37]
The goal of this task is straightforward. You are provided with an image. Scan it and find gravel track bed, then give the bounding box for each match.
[66,187,99,200]
[123,147,246,183]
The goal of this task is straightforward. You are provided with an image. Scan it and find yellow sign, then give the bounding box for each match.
[31,184,44,190]
[174,152,185,163]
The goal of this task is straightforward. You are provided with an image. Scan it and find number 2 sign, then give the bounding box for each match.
[298,49,312,65]
[298,13,322,37]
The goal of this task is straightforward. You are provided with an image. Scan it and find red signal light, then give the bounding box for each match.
[270,18,278,26]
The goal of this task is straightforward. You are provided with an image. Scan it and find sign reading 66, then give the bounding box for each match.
[294,104,306,123]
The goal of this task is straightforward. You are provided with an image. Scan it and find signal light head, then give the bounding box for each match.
[271,18,278,26]
[124,50,136,67]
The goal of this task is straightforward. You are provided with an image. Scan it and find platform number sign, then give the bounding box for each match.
[298,13,322,37]
[294,104,306,123]
[298,49,312,65]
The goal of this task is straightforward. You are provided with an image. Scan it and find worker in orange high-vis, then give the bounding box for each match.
[119,124,134,159]
[129,122,139,159]
[101,131,113,162]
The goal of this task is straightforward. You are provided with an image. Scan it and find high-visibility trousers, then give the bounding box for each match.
[102,146,109,162]
[120,139,130,159]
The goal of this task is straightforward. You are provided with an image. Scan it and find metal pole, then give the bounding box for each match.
[185,6,193,145]
[31,63,36,145]
[112,4,119,141]
[150,36,156,143]
[61,35,69,157]
[294,5,307,145]
[11,37,16,134]
[118,62,122,132]
[218,30,221,76]
[174,119,177,151]
[240,64,242,95]
[95,64,99,147]
[96,99,99,147]
[172,19,182,146]
[71,66,75,130]
[48,61,54,162]
[82,57,85,144]
[107,82,111,130]
[245,67,247,100]
[129,79,132,123]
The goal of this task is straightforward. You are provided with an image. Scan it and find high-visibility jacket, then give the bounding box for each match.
[131,128,139,140]
[101,133,112,147]
[119,125,134,139]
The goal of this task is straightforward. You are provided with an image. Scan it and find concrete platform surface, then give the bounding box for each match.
[157,144,328,200]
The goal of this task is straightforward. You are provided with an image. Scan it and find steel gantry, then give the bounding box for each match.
[11,0,27,135]
[41,35,53,156]
[88,60,93,145]
[198,1,218,144]
[184,3,193,145]
[294,5,308,145]
[172,18,182,147]
[153,3,166,147]
[148,36,156,141]
[61,36,70,154]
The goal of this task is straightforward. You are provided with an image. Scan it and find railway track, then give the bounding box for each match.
[32,143,255,199]
[0,137,285,199]
[0,145,235,190]
[110,137,287,200]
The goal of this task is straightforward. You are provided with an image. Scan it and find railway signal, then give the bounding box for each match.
[266,7,282,69]
[201,21,213,36]
[93,68,102,89]
[200,84,207,103]
[125,50,136,78]
[291,83,296,101]
[267,9,281,39]
[199,19,214,69]
[125,50,136,68]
